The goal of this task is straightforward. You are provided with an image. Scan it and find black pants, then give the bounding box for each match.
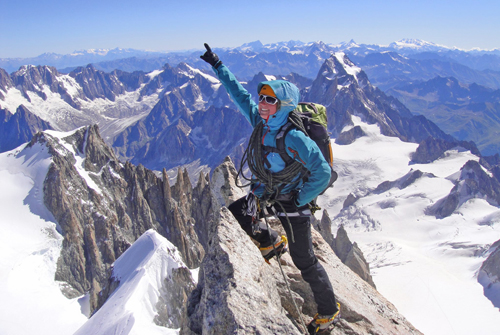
[228,196,338,315]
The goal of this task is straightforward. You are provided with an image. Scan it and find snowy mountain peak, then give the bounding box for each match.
[71,49,110,56]
[316,52,364,87]
[70,48,136,57]
[332,52,362,78]
[75,229,195,335]
[238,40,264,51]
[340,39,360,48]
[388,38,450,51]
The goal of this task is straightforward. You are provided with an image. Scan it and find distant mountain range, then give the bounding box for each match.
[1,38,500,160]
[2,39,500,75]
[0,51,457,173]
[388,77,500,156]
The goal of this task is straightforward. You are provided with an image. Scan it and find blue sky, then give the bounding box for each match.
[0,0,498,58]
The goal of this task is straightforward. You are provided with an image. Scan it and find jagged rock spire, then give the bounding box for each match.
[40,125,206,313]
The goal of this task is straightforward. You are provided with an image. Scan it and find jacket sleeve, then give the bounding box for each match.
[213,64,261,127]
[284,129,331,206]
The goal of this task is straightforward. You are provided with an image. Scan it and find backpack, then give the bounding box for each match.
[264,102,338,195]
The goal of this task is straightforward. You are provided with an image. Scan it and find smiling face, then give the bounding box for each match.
[258,99,278,119]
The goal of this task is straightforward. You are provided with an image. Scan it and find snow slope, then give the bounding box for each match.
[74,230,189,335]
[319,116,500,335]
[0,132,195,335]
[0,141,87,335]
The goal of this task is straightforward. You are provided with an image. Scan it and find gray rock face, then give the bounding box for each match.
[0,105,52,152]
[69,64,126,101]
[343,193,359,208]
[182,206,421,334]
[411,136,480,164]
[478,239,500,308]
[373,169,435,194]
[11,65,66,102]
[182,208,302,335]
[38,125,206,313]
[335,125,366,145]
[312,210,336,248]
[333,225,377,289]
[313,211,376,289]
[427,160,500,217]
[0,68,13,99]
[210,156,247,209]
[155,267,196,328]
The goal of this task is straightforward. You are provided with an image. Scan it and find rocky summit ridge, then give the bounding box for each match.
[25,124,422,333]
[181,198,420,334]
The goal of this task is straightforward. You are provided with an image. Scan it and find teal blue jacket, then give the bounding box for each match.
[213,64,331,206]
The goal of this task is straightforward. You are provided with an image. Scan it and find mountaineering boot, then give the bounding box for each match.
[260,235,288,263]
[307,303,341,334]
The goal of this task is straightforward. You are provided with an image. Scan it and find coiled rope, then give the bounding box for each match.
[237,119,304,195]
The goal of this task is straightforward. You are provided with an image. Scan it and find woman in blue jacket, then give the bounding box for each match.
[201,44,339,333]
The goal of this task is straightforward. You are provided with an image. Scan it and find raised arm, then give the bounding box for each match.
[200,43,260,127]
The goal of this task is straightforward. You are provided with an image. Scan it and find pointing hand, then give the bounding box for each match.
[200,43,222,68]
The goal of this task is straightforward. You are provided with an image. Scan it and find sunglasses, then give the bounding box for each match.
[258,94,279,105]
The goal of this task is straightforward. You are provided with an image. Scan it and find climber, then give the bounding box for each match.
[201,43,340,333]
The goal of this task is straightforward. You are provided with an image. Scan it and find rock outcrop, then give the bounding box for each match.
[180,159,418,333]
[69,64,126,101]
[313,211,376,288]
[333,225,377,289]
[335,125,366,145]
[373,169,435,194]
[0,68,13,100]
[0,105,52,152]
[478,239,500,308]
[427,160,500,217]
[182,206,421,334]
[411,136,480,164]
[210,156,247,208]
[312,210,336,248]
[182,208,302,335]
[11,65,66,102]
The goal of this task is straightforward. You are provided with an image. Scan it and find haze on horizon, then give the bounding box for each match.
[0,0,498,58]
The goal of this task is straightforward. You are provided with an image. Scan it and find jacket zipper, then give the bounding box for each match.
[287,147,306,165]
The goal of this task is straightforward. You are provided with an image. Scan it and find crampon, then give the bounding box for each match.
[260,235,288,264]
[307,303,341,334]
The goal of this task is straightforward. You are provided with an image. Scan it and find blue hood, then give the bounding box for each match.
[258,80,300,130]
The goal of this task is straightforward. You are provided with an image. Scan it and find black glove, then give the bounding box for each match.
[200,43,222,68]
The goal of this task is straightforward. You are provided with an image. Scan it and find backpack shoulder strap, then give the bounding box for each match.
[261,122,295,165]
[275,122,295,165]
